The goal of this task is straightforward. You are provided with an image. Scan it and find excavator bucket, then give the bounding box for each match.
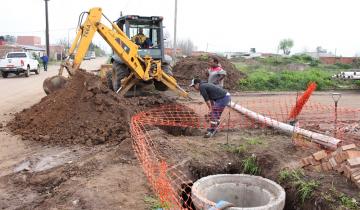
[43,75,67,95]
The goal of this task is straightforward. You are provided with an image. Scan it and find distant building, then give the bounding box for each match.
[320,57,357,65]
[0,44,45,58]
[16,36,41,46]
[299,51,358,65]
[39,45,66,60]
[300,51,335,59]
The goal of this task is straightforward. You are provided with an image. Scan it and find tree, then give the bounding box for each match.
[316,46,327,53]
[1,35,16,44]
[177,39,197,56]
[278,38,294,55]
[56,38,68,49]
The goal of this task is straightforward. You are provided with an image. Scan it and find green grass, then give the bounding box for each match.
[278,169,304,182]
[242,155,261,175]
[220,137,264,154]
[339,193,359,209]
[245,137,263,145]
[238,68,336,91]
[278,169,319,203]
[221,143,248,154]
[322,187,360,209]
[295,179,319,203]
[144,195,170,210]
[234,54,360,91]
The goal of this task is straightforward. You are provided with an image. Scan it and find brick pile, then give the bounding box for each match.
[298,144,360,188]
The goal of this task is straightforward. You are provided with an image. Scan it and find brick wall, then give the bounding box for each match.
[320,57,356,65]
[16,36,41,46]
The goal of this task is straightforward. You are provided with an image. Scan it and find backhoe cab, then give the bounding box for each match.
[109,15,173,93]
[43,7,187,98]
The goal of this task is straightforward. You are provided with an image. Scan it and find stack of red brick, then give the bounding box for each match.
[300,144,360,188]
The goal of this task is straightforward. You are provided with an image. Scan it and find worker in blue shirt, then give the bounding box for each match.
[40,54,49,71]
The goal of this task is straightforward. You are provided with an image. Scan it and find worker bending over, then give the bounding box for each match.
[190,78,231,138]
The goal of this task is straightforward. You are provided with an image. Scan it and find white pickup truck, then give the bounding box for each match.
[0,52,40,78]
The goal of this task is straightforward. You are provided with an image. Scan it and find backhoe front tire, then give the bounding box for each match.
[106,70,114,91]
[154,64,172,91]
[154,81,168,91]
[112,62,130,91]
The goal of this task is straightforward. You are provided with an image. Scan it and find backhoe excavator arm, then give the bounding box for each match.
[59,7,188,97]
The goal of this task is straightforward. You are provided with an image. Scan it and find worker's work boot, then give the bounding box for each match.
[204,129,217,138]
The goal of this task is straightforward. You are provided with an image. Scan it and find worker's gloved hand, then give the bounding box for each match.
[208,200,235,210]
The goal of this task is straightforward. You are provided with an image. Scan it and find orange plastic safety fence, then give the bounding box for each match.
[130,100,360,209]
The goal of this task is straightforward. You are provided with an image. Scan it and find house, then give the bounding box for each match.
[16,36,41,46]
[0,44,45,58]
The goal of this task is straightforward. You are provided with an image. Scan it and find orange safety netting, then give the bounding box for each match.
[130,98,360,209]
[288,82,317,120]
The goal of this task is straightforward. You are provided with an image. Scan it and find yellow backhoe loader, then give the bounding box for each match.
[43,7,188,98]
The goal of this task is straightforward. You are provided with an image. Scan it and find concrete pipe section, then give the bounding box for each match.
[191,174,285,210]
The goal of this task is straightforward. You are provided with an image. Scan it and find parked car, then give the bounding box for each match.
[0,52,40,78]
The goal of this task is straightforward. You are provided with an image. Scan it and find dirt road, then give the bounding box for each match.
[0,58,152,210]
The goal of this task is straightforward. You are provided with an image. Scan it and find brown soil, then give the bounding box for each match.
[172,55,246,90]
[0,138,153,210]
[7,70,173,146]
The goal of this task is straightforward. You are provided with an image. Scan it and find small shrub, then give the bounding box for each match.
[221,143,247,154]
[278,169,318,203]
[242,155,260,175]
[246,137,263,145]
[295,180,319,203]
[334,62,352,69]
[199,54,209,61]
[278,169,304,182]
[339,193,359,209]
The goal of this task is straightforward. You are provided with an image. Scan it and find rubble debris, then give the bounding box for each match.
[295,144,360,188]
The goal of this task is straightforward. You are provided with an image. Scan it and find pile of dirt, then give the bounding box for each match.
[7,70,173,145]
[172,55,246,90]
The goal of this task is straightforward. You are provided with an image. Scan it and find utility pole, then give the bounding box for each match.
[44,0,50,57]
[173,0,177,62]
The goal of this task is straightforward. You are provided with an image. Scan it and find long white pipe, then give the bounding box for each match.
[229,102,341,150]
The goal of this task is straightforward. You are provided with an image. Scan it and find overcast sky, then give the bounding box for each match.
[1,0,359,56]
